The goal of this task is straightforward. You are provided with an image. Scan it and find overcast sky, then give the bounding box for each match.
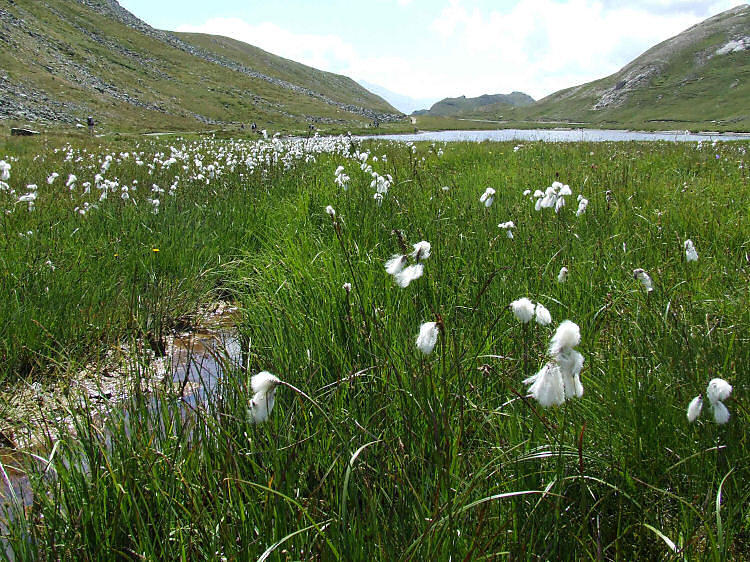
[119,0,742,111]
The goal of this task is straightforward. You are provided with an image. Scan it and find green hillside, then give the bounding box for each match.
[176,32,395,114]
[416,92,534,117]
[0,0,402,132]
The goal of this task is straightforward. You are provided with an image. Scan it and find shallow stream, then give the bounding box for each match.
[0,325,242,523]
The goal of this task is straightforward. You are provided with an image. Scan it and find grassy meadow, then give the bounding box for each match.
[0,133,748,559]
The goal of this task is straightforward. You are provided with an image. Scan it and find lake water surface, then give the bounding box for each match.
[362,129,750,143]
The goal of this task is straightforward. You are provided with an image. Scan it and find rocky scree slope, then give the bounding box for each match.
[0,0,402,130]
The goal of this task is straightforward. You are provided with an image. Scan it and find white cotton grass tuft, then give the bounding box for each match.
[535,303,552,326]
[687,395,703,422]
[480,187,495,207]
[549,320,581,357]
[395,263,424,287]
[342,282,351,293]
[524,364,565,407]
[557,349,585,398]
[557,267,569,283]
[706,378,732,404]
[510,298,535,323]
[526,320,585,407]
[633,268,654,292]
[498,221,515,238]
[684,239,698,262]
[249,371,281,424]
[688,378,732,424]
[385,237,430,287]
[325,205,336,217]
[410,241,431,261]
[416,321,440,355]
[385,254,407,276]
[334,165,350,190]
[712,401,731,424]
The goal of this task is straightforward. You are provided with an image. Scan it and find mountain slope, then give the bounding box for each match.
[177,33,395,114]
[512,4,750,129]
[419,92,535,117]
[0,0,402,131]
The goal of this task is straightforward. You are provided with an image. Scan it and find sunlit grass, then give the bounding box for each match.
[1,136,748,560]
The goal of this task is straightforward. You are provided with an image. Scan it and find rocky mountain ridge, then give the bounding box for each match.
[0,0,402,130]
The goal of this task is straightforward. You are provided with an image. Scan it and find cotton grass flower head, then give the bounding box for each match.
[535,303,552,326]
[249,371,281,424]
[576,197,589,216]
[557,267,569,283]
[480,187,495,207]
[556,347,585,399]
[686,395,703,422]
[523,363,565,407]
[525,319,585,407]
[410,241,431,261]
[385,254,407,276]
[712,400,731,424]
[334,166,350,190]
[510,298,535,324]
[498,221,515,238]
[416,321,440,355]
[325,205,336,217]
[633,268,654,292]
[394,263,424,287]
[706,377,732,404]
[687,378,732,424]
[0,160,10,182]
[549,320,581,357]
[684,239,698,262]
[386,235,430,288]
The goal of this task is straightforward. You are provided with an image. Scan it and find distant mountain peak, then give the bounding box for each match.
[423,92,535,117]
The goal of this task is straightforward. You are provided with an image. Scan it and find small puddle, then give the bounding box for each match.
[0,315,243,527]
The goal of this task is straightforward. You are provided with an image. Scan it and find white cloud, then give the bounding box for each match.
[427,0,738,99]
[175,1,739,103]
[176,17,428,101]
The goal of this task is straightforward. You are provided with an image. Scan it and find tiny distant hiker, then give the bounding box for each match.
[87,116,94,135]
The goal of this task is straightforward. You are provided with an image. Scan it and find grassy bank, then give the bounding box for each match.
[1,135,748,559]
